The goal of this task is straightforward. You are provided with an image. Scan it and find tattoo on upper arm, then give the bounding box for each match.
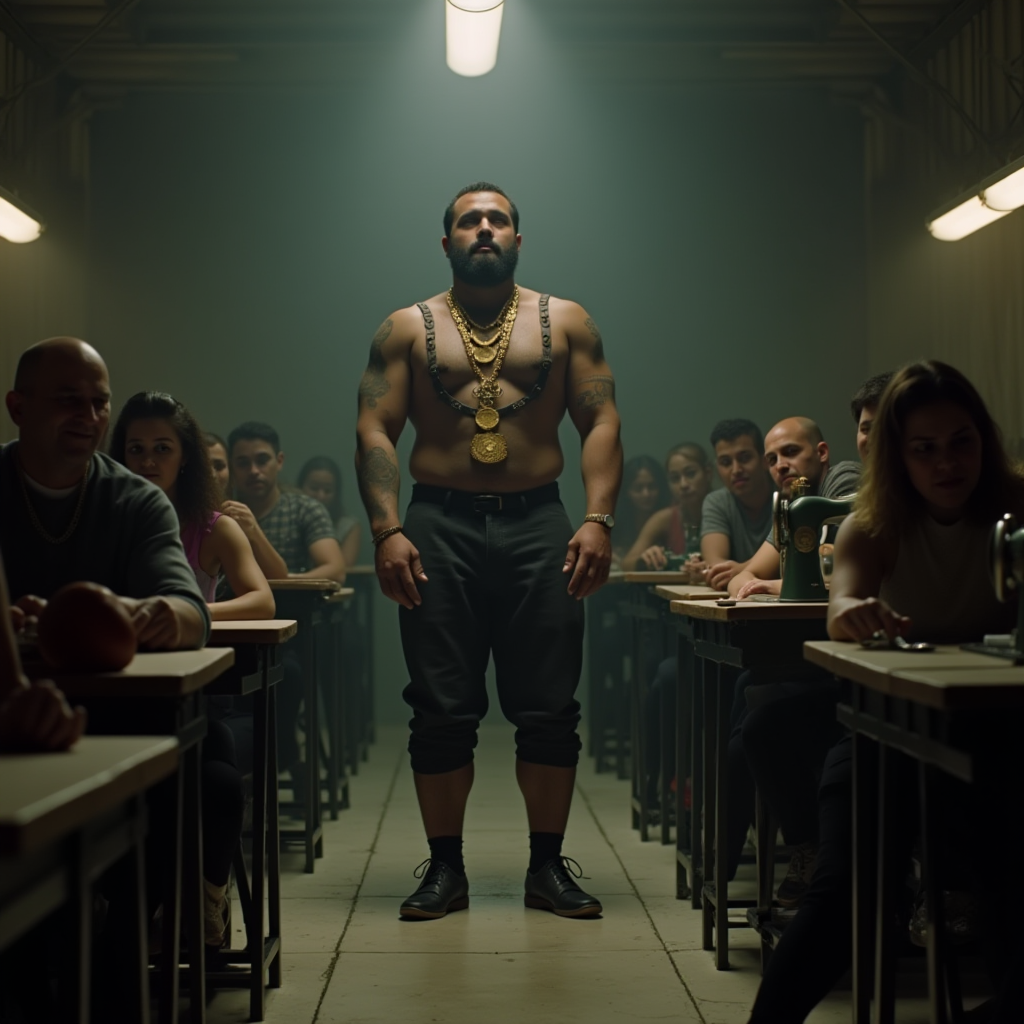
[357,446,399,520]
[359,319,393,408]
[575,374,615,410]
[584,317,605,361]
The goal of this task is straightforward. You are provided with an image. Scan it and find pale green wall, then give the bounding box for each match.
[86,5,867,723]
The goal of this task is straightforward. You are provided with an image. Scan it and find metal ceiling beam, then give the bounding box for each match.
[907,0,993,62]
[0,0,56,68]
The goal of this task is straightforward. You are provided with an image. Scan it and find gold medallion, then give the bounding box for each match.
[475,406,500,430]
[470,432,508,464]
[471,328,500,347]
[794,526,818,554]
[472,345,497,364]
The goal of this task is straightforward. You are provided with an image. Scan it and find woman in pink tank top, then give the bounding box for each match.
[622,442,712,572]
[110,392,275,621]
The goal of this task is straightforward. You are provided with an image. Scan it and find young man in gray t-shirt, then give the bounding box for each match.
[700,418,775,591]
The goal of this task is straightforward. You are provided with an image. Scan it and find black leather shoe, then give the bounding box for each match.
[524,857,603,918]
[400,860,470,920]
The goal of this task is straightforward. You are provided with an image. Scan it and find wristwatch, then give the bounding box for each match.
[584,513,615,529]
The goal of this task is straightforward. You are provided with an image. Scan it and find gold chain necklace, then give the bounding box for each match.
[17,459,92,544]
[446,286,519,464]
[460,291,515,362]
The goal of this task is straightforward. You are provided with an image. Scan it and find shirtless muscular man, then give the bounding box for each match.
[355,182,622,920]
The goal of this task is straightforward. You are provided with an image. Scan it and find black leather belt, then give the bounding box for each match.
[411,481,560,515]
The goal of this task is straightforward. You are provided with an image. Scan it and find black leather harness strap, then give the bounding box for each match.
[418,293,553,418]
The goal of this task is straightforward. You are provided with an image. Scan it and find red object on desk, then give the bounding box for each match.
[37,582,137,671]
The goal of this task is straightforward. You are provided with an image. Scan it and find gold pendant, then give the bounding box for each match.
[471,327,501,347]
[472,345,497,364]
[475,406,500,430]
[470,432,508,464]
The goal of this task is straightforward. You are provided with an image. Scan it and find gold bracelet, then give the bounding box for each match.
[372,525,403,547]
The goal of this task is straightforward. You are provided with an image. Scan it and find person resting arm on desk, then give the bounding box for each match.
[622,442,712,574]
[699,418,775,591]
[111,392,276,621]
[1,338,209,650]
[730,416,860,598]
[747,360,1024,1024]
[0,554,86,752]
[297,455,363,568]
[227,420,347,582]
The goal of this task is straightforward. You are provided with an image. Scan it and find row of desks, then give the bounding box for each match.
[1,574,372,1024]
[608,572,1024,1023]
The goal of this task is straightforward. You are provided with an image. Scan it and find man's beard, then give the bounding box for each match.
[447,239,518,287]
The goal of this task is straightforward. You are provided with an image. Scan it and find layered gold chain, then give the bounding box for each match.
[17,460,92,544]
[446,286,520,463]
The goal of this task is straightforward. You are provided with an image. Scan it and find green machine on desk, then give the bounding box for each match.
[964,513,1024,663]
[773,476,855,602]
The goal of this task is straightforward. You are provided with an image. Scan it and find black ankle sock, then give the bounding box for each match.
[428,835,465,875]
[528,832,564,874]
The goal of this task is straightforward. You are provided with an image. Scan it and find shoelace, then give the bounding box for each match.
[413,858,435,879]
[554,856,590,881]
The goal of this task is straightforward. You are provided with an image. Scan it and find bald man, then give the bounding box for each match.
[728,417,860,599]
[1,337,209,649]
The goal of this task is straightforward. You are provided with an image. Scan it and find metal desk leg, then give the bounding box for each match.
[130,796,152,1024]
[674,639,691,900]
[714,660,731,970]
[874,744,898,1024]
[919,762,950,1024]
[701,655,716,952]
[630,610,648,838]
[182,743,206,1023]
[690,652,703,910]
[248,664,269,1021]
[851,728,873,1024]
[660,662,674,845]
[267,680,282,990]
[158,768,184,1024]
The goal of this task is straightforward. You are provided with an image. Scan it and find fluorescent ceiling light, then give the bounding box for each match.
[446,0,504,78]
[927,195,1011,241]
[927,154,1024,241]
[982,159,1024,212]
[0,186,43,244]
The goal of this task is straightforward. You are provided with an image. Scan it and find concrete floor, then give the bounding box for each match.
[204,722,968,1024]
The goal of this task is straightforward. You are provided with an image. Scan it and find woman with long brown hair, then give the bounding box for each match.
[749,361,1024,1024]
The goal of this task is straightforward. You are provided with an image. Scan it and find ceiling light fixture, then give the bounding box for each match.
[0,186,44,244]
[446,0,504,78]
[927,154,1024,241]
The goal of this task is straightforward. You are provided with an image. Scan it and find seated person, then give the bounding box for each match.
[1,338,209,649]
[611,455,671,569]
[112,392,275,621]
[700,419,775,591]
[298,455,362,567]
[623,442,712,573]
[0,552,85,752]
[209,430,289,581]
[851,370,893,461]
[228,421,346,784]
[729,417,861,598]
[749,360,1024,1024]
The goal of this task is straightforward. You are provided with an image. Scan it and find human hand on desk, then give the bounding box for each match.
[638,545,668,570]
[703,560,745,591]
[830,597,911,643]
[0,681,86,753]
[122,596,183,650]
[735,578,782,600]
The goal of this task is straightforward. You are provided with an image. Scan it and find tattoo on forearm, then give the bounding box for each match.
[357,445,399,522]
[576,374,615,410]
[359,319,393,408]
[584,317,605,361]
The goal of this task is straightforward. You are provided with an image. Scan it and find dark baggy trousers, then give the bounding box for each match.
[399,483,585,775]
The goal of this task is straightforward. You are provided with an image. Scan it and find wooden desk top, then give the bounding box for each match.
[671,598,829,622]
[268,579,340,593]
[654,584,720,602]
[624,571,695,585]
[326,588,355,604]
[208,620,298,645]
[804,640,1023,708]
[0,735,179,857]
[27,648,235,698]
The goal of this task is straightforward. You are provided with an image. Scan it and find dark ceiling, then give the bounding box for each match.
[0,0,984,94]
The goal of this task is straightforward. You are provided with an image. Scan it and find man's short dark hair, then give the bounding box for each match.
[443,182,519,237]
[710,418,763,455]
[228,421,280,456]
[850,372,894,421]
